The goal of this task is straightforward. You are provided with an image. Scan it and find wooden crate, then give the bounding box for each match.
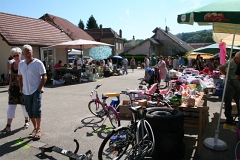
[118,100,132,118]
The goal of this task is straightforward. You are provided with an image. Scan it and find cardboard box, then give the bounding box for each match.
[138,99,147,107]
[118,100,132,118]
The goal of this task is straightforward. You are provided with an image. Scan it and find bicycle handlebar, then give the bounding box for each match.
[120,90,140,95]
[144,93,163,99]
[90,84,102,96]
[95,84,102,89]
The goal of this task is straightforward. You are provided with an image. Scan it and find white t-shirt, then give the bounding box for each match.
[145,58,149,67]
[173,59,179,70]
[18,59,46,95]
[8,59,15,64]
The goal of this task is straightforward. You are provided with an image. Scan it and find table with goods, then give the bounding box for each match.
[117,67,221,158]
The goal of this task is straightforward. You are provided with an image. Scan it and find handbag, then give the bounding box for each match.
[9,86,21,96]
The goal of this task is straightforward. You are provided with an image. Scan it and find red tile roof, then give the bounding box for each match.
[85,28,121,41]
[0,12,71,46]
[40,14,94,41]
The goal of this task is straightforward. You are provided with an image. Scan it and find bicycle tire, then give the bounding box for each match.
[125,120,155,160]
[88,100,105,117]
[108,107,121,128]
[98,127,132,160]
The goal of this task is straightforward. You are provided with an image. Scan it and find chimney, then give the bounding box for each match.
[165,26,168,33]
[119,29,122,38]
[100,24,103,35]
[132,36,135,46]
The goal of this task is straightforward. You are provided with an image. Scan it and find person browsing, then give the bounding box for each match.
[219,51,240,125]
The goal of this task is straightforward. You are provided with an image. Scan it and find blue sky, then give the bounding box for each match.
[0,0,217,40]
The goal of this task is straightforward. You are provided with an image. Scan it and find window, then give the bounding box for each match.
[171,49,176,55]
[116,43,118,50]
[119,43,122,50]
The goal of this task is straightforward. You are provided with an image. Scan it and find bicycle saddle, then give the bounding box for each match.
[129,106,142,113]
[102,94,109,100]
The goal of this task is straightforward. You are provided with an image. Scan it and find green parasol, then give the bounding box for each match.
[177,0,240,25]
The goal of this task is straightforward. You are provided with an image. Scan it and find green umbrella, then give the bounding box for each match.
[193,43,240,54]
[177,0,240,25]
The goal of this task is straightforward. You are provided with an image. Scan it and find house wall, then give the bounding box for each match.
[0,39,11,76]
[0,40,42,78]
[124,41,150,55]
[55,48,68,65]
[32,46,40,59]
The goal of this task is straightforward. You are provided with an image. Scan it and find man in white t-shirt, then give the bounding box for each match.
[173,55,179,70]
[18,44,47,140]
[144,55,150,68]
[121,57,128,75]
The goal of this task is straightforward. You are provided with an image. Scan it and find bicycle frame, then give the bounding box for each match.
[90,85,121,123]
[122,91,155,156]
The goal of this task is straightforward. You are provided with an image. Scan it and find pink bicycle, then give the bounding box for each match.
[88,84,121,128]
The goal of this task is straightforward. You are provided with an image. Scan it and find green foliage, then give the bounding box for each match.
[86,15,99,29]
[122,38,128,43]
[176,29,214,43]
[78,19,85,30]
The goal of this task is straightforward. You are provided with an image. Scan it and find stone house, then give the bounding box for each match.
[121,26,194,57]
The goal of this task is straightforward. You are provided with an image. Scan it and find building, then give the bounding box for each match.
[121,26,194,57]
[0,12,94,77]
[85,24,124,55]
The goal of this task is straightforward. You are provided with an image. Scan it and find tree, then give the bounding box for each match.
[86,15,99,29]
[78,19,85,30]
[204,36,214,43]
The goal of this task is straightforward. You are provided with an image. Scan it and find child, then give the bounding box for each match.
[164,69,170,87]
[140,67,152,84]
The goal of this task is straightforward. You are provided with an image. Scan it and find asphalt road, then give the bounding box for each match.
[0,69,238,160]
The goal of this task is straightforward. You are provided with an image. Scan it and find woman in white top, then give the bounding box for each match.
[1,47,29,134]
[158,56,168,84]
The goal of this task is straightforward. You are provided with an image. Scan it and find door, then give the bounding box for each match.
[40,48,55,76]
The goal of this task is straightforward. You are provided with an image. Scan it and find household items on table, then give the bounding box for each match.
[52,65,119,85]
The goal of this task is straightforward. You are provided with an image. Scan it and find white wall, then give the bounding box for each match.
[125,41,150,55]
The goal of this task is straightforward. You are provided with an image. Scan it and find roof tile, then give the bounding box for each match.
[40,14,94,41]
[0,12,71,46]
[85,28,121,41]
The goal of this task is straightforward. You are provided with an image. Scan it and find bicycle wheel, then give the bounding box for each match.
[88,100,105,117]
[98,127,133,160]
[108,107,121,128]
[125,120,155,159]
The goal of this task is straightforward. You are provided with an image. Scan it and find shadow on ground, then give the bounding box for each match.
[184,112,238,160]
[0,136,31,157]
[74,116,113,139]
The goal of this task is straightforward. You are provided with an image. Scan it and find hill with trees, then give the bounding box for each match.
[176,29,214,43]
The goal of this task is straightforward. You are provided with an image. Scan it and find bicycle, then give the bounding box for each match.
[98,90,155,160]
[39,139,93,160]
[88,84,121,128]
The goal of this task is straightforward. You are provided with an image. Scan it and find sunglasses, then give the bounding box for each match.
[13,54,19,57]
